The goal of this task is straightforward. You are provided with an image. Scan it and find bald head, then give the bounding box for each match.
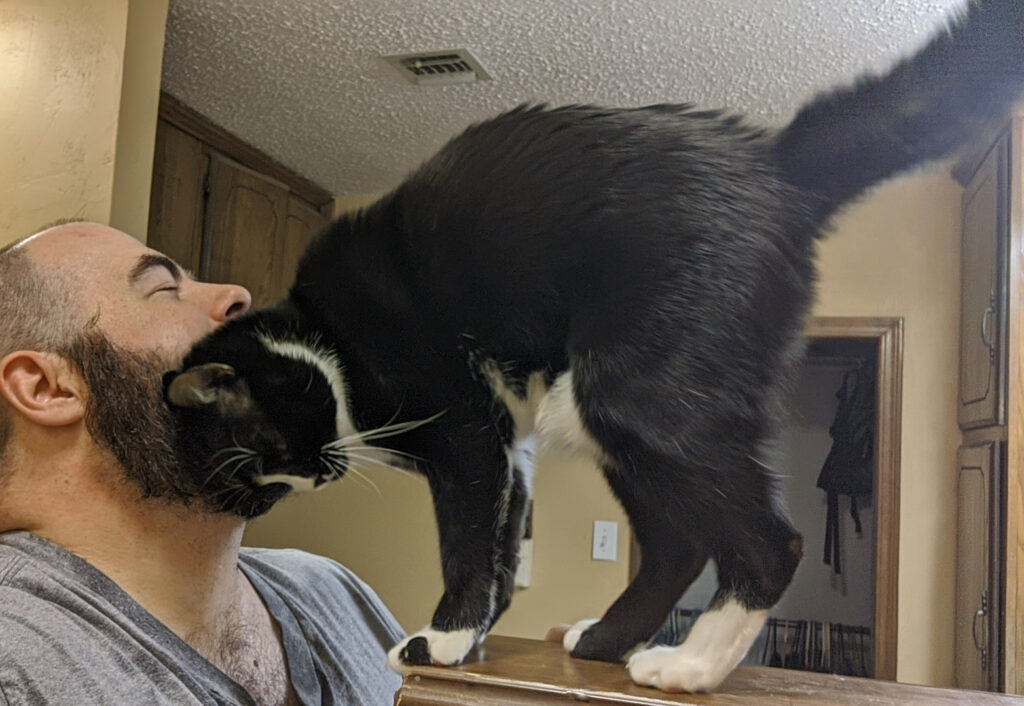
[0,223,89,360]
[14,221,145,305]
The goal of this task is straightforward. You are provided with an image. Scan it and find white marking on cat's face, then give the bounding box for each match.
[627,599,768,692]
[256,334,356,438]
[254,473,321,492]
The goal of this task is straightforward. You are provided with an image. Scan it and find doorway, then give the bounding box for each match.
[629,316,903,680]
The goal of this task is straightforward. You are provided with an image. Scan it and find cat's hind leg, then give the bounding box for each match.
[566,468,709,661]
[565,346,803,691]
[626,501,802,692]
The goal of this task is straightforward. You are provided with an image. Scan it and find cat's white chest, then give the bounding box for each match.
[483,364,604,465]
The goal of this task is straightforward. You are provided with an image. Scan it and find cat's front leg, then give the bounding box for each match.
[388,436,530,672]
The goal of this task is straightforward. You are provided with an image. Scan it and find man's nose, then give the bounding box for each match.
[207,282,252,322]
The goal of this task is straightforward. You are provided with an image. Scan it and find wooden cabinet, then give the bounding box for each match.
[954,116,1024,694]
[955,442,1003,691]
[147,93,333,306]
[147,121,208,275]
[959,135,1010,429]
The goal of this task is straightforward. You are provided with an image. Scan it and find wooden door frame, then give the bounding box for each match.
[1003,114,1023,694]
[807,316,903,682]
[626,315,903,680]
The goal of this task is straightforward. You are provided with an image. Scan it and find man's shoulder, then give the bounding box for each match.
[0,584,196,705]
[0,582,106,666]
[239,545,404,641]
[0,582,85,642]
[0,540,88,622]
[239,545,355,586]
[0,551,143,673]
[239,546,375,609]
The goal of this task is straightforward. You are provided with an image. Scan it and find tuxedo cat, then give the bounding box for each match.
[165,0,1023,692]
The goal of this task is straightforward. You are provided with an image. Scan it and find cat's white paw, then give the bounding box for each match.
[387,627,479,673]
[562,618,599,653]
[628,645,724,692]
[627,599,767,692]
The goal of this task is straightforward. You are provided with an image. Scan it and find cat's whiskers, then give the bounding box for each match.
[320,439,417,479]
[343,451,420,480]
[209,444,254,460]
[319,448,348,477]
[362,446,424,464]
[341,465,382,497]
[208,479,252,512]
[315,448,382,496]
[340,411,446,446]
[322,432,425,482]
[202,448,259,488]
[223,457,258,486]
[344,444,422,468]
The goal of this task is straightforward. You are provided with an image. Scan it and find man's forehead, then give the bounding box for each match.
[22,223,148,271]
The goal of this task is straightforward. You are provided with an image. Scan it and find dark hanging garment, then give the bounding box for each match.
[816,360,875,574]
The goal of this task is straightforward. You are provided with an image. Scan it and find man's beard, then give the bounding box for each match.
[61,330,279,519]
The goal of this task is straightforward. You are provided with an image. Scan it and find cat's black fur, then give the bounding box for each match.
[165,0,1024,691]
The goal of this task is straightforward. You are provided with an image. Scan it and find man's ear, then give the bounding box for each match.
[0,351,86,427]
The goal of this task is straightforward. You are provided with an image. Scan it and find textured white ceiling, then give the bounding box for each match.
[161,0,963,196]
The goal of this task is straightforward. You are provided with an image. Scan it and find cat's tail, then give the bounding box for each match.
[775,0,1024,223]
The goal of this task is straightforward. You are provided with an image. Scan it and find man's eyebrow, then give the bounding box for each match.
[128,254,184,286]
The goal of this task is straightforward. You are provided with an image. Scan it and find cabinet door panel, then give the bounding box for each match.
[276,196,329,296]
[955,442,1001,691]
[203,156,290,307]
[959,136,1009,428]
[146,120,208,274]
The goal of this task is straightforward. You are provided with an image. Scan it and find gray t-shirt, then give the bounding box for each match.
[0,531,404,705]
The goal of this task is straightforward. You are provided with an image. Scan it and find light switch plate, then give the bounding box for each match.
[592,520,618,561]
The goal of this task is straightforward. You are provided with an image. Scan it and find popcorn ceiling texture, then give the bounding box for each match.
[161,0,962,196]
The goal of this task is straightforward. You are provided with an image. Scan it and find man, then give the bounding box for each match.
[0,222,404,705]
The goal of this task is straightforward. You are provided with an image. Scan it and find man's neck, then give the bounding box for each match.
[2,444,250,643]
[52,502,250,640]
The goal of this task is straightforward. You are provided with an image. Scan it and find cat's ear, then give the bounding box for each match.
[164,363,238,408]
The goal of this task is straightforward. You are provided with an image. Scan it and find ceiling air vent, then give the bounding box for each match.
[381,49,492,86]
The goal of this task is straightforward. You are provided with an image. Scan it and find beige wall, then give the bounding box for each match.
[491,456,631,639]
[109,0,169,239]
[0,0,165,246]
[0,0,127,242]
[243,448,632,637]
[333,193,380,217]
[814,169,963,686]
